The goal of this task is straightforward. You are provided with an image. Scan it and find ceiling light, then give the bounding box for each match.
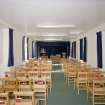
[40,33,68,36]
[70,31,81,34]
[43,38,63,41]
[36,24,76,28]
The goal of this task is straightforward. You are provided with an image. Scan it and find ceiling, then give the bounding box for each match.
[0,0,105,40]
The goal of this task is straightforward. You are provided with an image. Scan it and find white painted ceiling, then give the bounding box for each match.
[0,0,105,40]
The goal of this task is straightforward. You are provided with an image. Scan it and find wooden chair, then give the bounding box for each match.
[67,65,77,87]
[63,62,68,83]
[32,78,48,105]
[14,91,35,105]
[87,70,102,100]
[0,93,9,105]
[92,79,105,105]
[41,71,52,92]
[76,71,87,94]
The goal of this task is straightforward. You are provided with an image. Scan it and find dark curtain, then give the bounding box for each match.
[32,41,34,58]
[97,31,103,68]
[84,37,87,62]
[74,41,76,58]
[22,36,25,61]
[27,37,29,59]
[69,42,71,57]
[71,42,73,57]
[80,38,83,60]
[36,41,70,58]
[8,28,14,66]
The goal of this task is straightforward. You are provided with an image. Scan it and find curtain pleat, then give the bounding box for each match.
[80,39,83,60]
[83,37,87,62]
[8,28,14,66]
[22,36,25,61]
[97,31,103,68]
[27,37,29,59]
[71,42,73,57]
[74,41,76,58]
[32,41,34,58]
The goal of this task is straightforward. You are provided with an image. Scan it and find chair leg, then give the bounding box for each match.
[77,83,79,95]
[74,79,76,90]
[87,89,89,101]
[92,93,94,105]
[78,89,79,95]
[67,78,69,86]
[45,93,47,105]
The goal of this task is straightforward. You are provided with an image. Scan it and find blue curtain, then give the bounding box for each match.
[27,37,29,59]
[32,41,34,58]
[22,36,25,61]
[97,31,103,68]
[69,42,71,57]
[71,42,73,57]
[8,28,14,66]
[83,37,87,62]
[80,39,83,60]
[74,41,76,58]
[36,41,70,58]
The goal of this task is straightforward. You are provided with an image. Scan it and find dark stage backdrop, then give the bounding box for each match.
[36,41,70,58]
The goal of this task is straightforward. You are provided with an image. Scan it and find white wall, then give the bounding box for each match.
[0,21,23,67]
[0,29,3,64]
[29,38,32,59]
[87,29,97,67]
[13,30,23,66]
[2,28,9,66]
[76,23,105,69]
[87,23,105,68]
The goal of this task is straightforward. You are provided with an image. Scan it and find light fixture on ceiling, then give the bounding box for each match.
[27,33,36,36]
[36,24,76,28]
[43,38,63,41]
[69,31,81,34]
[40,33,68,36]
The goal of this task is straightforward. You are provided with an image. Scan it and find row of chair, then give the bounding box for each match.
[63,58,105,105]
[0,58,52,105]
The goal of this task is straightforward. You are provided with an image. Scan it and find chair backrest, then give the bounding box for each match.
[93,79,105,92]
[40,71,51,79]
[0,78,3,92]
[14,91,34,105]
[5,70,16,77]
[0,93,9,105]
[3,77,17,92]
[77,71,87,81]
[16,71,27,79]
[32,77,47,90]
[18,78,32,91]
[28,71,39,79]
[87,70,102,80]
